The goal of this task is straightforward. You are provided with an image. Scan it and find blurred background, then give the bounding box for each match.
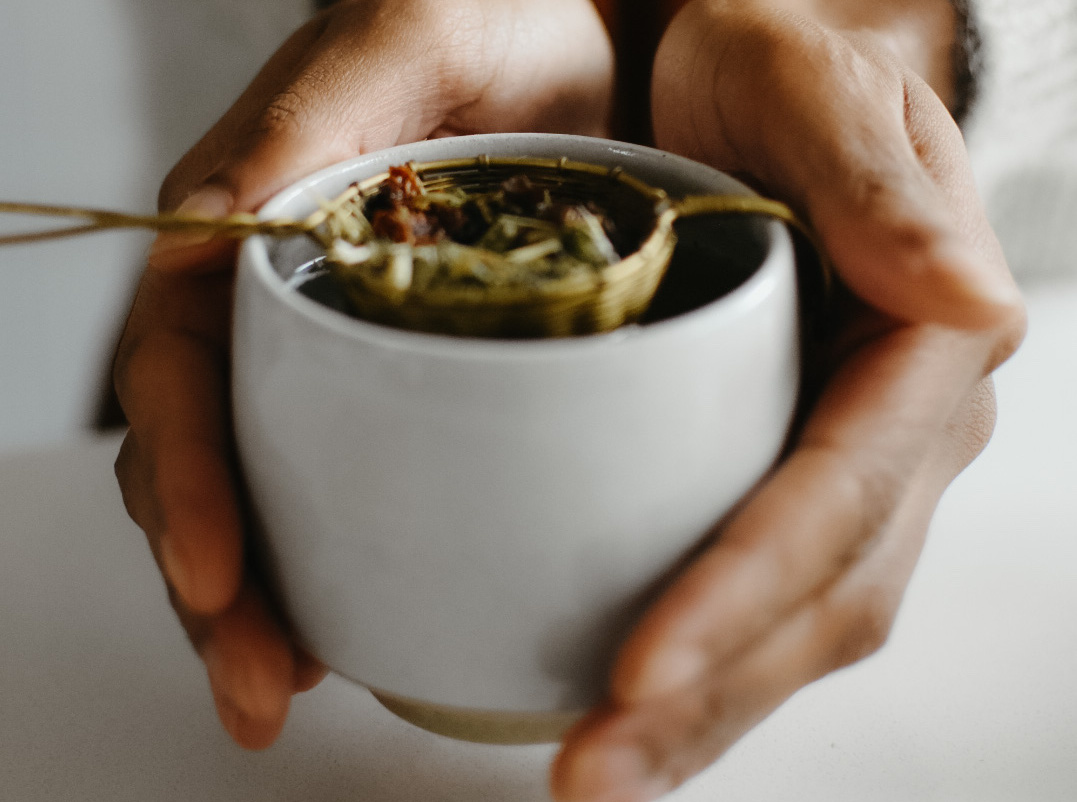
[1,0,1074,456]
[0,0,309,454]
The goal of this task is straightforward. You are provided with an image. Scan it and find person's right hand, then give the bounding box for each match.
[113,0,614,750]
[550,3,1026,800]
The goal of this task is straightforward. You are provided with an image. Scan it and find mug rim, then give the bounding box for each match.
[240,133,795,361]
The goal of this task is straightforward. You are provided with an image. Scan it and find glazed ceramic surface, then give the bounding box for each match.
[233,134,799,724]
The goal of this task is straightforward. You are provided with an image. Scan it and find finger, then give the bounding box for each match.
[293,648,329,694]
[115,431,164,548]
[116,331,241,616]
[552,533,919,802]
[552,406,970,802]
[650,4,1023,330]
[113,271,241,616]
[800,68,1017,330]
[117,425,316,747]
[117,426,310,747]
[144,194,240,275]
[609,323,993,705]
[203,583,299,750]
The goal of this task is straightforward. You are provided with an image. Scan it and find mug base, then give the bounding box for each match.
[369,688,582,745]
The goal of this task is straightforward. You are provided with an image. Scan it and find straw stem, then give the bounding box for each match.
[0,200,316,247]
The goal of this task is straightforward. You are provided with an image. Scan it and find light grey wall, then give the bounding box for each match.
[0,0,307,455]
[965,0,1077,282]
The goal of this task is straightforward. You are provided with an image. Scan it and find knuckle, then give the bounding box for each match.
[111,328,153,425]
[163,577,213,654]
[829,449,908,568]
[850,457,905,537]
[111,329,139,403]
[883,216,938,252]
[832,592,898,668]
[251,88,310,141]
[114,431,164,540]
[987,301,1029,372]
[113,434,139,516]
[111,332,188,437]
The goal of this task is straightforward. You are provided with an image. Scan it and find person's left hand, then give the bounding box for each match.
[551,3,1026,800]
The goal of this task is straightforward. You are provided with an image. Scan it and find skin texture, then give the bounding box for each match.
[112,0,1025,797]
[551,3,1024,800]
[114,0,614,750]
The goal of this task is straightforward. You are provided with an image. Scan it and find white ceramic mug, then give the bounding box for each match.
[233,134,799,743]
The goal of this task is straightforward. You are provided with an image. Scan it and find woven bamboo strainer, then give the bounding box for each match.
[0,154,809,339]
[315,155,802,338]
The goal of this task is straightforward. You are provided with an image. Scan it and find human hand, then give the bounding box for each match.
[113,0,613,750]
[551,2,1026,800]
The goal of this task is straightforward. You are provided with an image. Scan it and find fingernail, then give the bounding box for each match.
[148,186,234,263]
[622,645,709,703]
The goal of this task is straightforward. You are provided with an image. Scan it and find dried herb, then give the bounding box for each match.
[323,164,627,300]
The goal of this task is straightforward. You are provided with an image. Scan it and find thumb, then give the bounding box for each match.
[651,5,1022,331]
[145,127,348,274]
[144,133,341,275]
[146,4,468,272]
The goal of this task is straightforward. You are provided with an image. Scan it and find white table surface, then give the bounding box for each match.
[3,279,1076,801]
